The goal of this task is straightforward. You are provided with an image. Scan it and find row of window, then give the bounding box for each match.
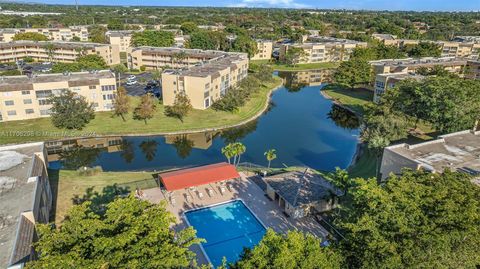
[3,109,51,116]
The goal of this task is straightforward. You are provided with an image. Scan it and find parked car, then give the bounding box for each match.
[127,75,136,80]
[126,80,137,85]
[41,68,52,73]
[42,62,51,65]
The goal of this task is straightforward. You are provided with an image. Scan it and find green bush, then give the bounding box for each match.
[140,65,146,72]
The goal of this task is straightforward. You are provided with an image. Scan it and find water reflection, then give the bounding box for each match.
[327,104,360,130]
[139,140,158,162]
[220,120,258,144]
[278,69,334,92]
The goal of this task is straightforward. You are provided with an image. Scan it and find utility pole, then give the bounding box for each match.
[75,0,78,11]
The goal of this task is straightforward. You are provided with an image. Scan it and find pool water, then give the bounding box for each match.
[184,200,266,267]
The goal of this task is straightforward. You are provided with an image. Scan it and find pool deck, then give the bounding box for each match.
[140,172,329,266]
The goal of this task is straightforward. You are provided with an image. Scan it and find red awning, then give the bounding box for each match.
[158,162,240,191]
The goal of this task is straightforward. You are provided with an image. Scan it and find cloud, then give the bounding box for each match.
[229,0,310,8]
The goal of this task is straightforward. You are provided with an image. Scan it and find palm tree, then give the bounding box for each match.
[43,43,56,62]
[233,142,246,167]
[221,144,234,164]
[264,149,277,169]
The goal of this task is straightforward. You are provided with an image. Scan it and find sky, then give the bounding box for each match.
[15,0,480,11]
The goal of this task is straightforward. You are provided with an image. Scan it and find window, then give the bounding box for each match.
[7,110,16,116]
[103,93,115,100]
[36,90,53,98]
[101,85,115,91]
[38,99,52,106]
[23,99,32,104]
[40,109,51,115]
[89,85,96,89]
[4,100,14,106]
[204,98,210,108]
[22,90,31,95]
[25,109,34,114]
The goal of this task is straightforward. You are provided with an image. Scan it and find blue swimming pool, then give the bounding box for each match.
[184,200,266,267]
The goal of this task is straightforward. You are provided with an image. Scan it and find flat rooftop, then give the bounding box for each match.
[370,57,468,67]
[305,36,367,45]
[264,170,342,207]
[0,40,108,50]
[377,72,425,81]
[387,130,480,176]
[163,52,247,78]
[0,70,115,92]
[0,142,44,267]
[131,46,228,59]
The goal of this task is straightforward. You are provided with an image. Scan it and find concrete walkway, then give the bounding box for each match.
[140,172,329,266]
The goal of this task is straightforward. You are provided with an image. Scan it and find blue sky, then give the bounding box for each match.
[22,0,480,11]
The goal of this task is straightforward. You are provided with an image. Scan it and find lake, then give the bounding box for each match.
[47,70,360,172]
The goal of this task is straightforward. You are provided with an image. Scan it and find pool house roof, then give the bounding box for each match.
[158,163,240,191]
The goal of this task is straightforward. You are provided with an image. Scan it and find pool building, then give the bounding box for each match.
[140,162,331,267]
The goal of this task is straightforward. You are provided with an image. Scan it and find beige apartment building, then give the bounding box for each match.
[0,142,52,269]
[162,52,249,109]
[373,72,424,103]
[45,136,123,161]
[370,57,469,76]
[251,40,273,60]
[0,41,120,65]
[128,46,230,70]
[0,26,89,42]
[106,30,133,53]
[279,37,367,64]
[0,70,117,122]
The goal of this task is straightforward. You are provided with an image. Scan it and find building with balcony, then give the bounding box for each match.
[0,26,89,42]
[0,70,117,122]
[0,142,52,269]
[161,51,248,110]
[0,41,120,65]
[106,30,133,53]
[279,36,367,64]
[373,72,425,103]
[251,40,273,60]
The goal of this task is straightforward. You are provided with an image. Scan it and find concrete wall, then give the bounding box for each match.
[380,146,420,180]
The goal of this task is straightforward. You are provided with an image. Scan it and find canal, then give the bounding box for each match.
[48,70,360,172]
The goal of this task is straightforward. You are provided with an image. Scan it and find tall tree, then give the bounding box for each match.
[180,21,198,34]
[334,59,372,89]
[113,87,130,121]
[284,47,308,66]
[231,34,258,58]
[336,170,480,269]
[233,229,343,269]
[139,140,158,162]
[164,92,192,122]
[49,90,95,130]
[27,196,203,269]
[264,149,277,169]
[12,32,49,41]
[133,94,157,124]
[131,30,175,47]
[221,143,235,164]
[403,41,442,57]
[88,25,107,43]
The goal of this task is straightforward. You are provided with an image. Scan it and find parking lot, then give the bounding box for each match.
[120,72,160,97]
[0,62,53,74]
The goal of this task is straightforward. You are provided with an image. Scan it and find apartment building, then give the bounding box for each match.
[45,137,123,161]
[251,40,273,60]
[162,52,249,109]
[128,46,230,70]
[373,72,424,103]
[0,142,52,269]
[0,41,120,65]
[380,129,480,181]
[279,36,367,64]
[106,30,133,53]
[0,26,89,42]
[370,57,469,76]
[0,70,117,122]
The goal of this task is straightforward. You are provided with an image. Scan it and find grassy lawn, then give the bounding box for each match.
[348,147,378,179]
[0,77,282,145]
[322,85,374,116]
[49,169,157,224]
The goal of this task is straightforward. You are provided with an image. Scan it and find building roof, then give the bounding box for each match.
[385,130,480,176]
[377,72,425,82]
[370,57,468,68]
[158,162,240,191]
[0,142,45,267]
[264,170,342,208]
[305,36,367,45]
[168,53,247,78]
[0,40,109,50]
[0,70,115,92]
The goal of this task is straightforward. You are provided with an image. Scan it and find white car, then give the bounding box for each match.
[126,80,137,85]
[127,75,136,80]
[42,62,51,65]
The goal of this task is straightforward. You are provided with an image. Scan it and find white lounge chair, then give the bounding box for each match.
[197,191,204,200]
[170,197,176,205]
[220,186,226,195]
[207,188,215,197]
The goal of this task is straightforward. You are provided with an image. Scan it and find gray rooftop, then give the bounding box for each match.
[132,46,228,59]
[304,36,367,45]
[370,57,468,67]
[264,170,342,207]
[0,142,45,267]
[386,130,480,176]
[0,40,109,50]
[0,70,115,92]
[377,72,425,81]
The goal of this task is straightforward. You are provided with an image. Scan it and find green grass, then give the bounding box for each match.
[322,85,374,116]
[0,78,282,145]
[347,148,378,179]
[49,169,157,224]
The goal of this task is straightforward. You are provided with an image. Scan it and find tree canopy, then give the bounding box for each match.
[334,59,372,88]
[49,90,95,130]
[27,196,203,269]
[231,34,258,58]
[403,41,442,57]
[52,54,108,73]
[131,30,175,47]
[336,170,480,269]
[12,32,49,41]
[187,30,228,50]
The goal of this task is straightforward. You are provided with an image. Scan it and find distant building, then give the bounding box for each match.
[0,41,120,65]
[161,51,249,109]
[380,129,480,180]
[264,169,343,219]
[279,36,367,64]
[251,40,273,60]
[0,142,52,269]
[373,72,424,103]
[106,30,134,53]
[45,137,123,161]
[0,70,117,122]
[0,27,89,42]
